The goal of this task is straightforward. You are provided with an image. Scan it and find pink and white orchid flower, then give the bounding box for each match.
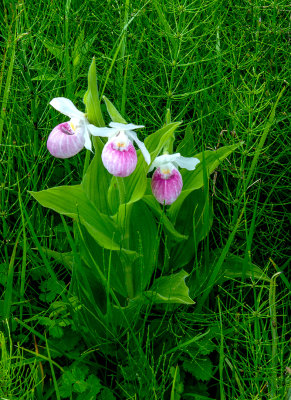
[89,122,151,177]
[47,97,95,158]
[149,153,200,205]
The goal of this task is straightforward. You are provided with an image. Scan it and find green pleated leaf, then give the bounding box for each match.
[168,142,242,221]
[81,138,112,214]
[30,185,121,250]
[129,201,158,293]
[83,57,104,128]
[143,270,195,304]
[183,143,242,191]
[77,224,129,298]
[112,200,158,296]
[103,96,127,123]
[170,188,213,269]
[176,124,196,157]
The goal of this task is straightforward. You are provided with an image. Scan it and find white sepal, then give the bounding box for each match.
[149,153,200,172]
[175,156,200,170]
[50,97,84,119]
[88,125,116,137]
[109,122,144,131]
[83,129,92,152]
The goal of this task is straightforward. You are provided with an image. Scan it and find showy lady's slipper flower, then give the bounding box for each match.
[47,97,94,158]
[149,153,200,205]
[89,122,151,177]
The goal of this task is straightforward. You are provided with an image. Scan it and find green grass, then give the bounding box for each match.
[0,0,290,399]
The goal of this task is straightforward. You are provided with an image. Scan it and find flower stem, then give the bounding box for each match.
[116,177,126,205]
[82,150,91,177]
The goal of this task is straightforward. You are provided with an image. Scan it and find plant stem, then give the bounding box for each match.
[116,178,134,298]
[116,176,126,205]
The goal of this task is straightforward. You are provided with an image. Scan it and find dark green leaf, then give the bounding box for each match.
[103,96,127,123]
[122,154,148,205]
[170,189,213,269]
[40,248,73,269]
[83,57,104,127]
[183,358,213,381]
[143,270,194,304]
[214,251,271,283]
[129,201,158,293]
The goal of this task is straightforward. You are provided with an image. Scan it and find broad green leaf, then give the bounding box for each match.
[168,142,241,221]
[143,270,194,304]
[129,201,158,293]
[145,121,182,162]
[103,96,127,123]
[183,143,242,191]
[176,124,196,157]
[113,201,158,295]
[142,194,187,243]
[170,189,213,269]
[77,225,128,299]
[83,57,104,127]
[30,185,121,250]
[81,138,112,214]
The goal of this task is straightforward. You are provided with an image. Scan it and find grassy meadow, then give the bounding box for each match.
[0,0,290,399]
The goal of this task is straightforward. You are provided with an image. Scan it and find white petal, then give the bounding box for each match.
[109,122,144,131]
[127,131,151,165]
[50,97,84,119]
[149,153,181,172]
[175,156,200,170]
[88,125,116,137]
[83,128,92,152]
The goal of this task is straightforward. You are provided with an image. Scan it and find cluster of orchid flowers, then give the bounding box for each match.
[47,98,200,205]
